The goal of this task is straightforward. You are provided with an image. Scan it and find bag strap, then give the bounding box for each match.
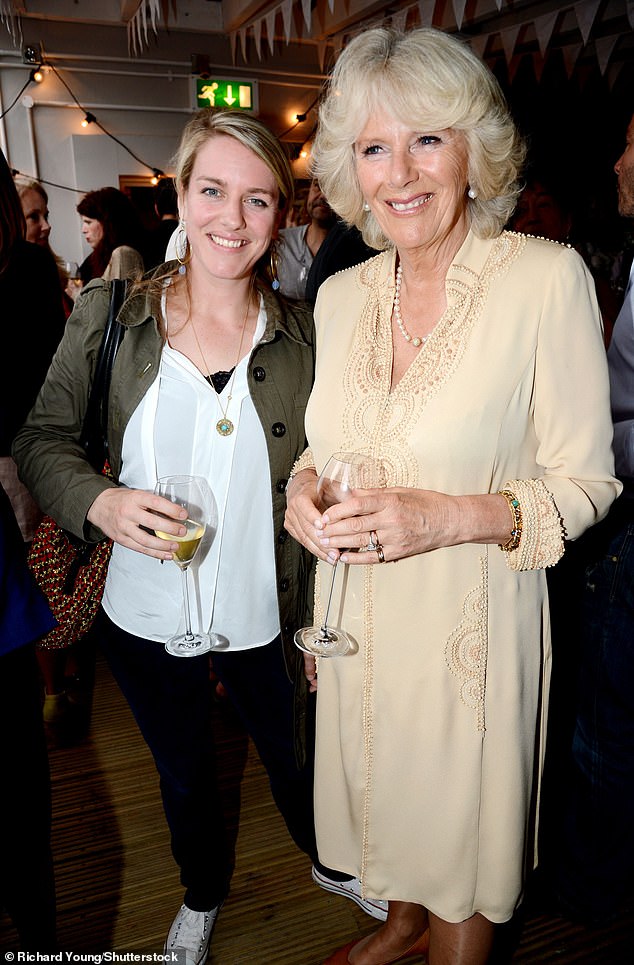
[80,278,127,470]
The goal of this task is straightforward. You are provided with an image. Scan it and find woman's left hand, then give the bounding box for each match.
[315,486,461,564]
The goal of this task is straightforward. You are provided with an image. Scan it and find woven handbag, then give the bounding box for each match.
[28,279,127,650]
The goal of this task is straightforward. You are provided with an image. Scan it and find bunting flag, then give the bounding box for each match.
[595,35,618,75]
[265,7,276,54]
[495,0,504,10]
[452,0,467,30]
[534,10,558,57]
[229,30,237,65]
[317,38,328,72]
[574,0,601,46]
[469,34,489,61]
[239,26,248,63]
[562,42,582,78]
[500,24,521,64]
[627,0,634,30]
[253,18,262,60]
[392,8,408,32]
[282,0,293,44]
[327,0,335,11]
[532,51,546,84]
[0,0,22,46]
[301,0,311,32]
[418,0,436,29]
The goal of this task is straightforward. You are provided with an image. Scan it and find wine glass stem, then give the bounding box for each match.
[180,566,195,642]
[320,561,339,635]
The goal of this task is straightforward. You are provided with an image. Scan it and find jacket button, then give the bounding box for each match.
[253,366,266,381]
[272,422,286,437]
[276,478,287,493]
[279,578,290,592]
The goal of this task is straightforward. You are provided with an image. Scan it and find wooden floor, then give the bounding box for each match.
[1,650,632,963]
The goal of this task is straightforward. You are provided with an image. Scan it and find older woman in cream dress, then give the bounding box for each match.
[285,27,619,965]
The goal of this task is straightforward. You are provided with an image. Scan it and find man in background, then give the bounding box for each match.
[276,178,335,299]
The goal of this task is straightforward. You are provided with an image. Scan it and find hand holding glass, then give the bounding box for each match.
[154,475,219,657]
[294,452,383,657]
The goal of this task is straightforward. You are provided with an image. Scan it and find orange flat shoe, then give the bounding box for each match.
[324,928,430,965]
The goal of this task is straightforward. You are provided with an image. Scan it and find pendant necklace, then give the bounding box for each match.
[190,282,254,437]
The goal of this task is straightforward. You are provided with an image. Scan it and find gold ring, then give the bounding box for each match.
[376,545,385,563]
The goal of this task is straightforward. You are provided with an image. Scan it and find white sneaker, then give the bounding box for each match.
[164,903,220,965]
[312,866,388,921]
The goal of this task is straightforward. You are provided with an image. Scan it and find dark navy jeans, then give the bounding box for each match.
[96,611,329,912]
[555,497,634,922]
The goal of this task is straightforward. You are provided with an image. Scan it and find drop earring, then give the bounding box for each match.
[175,219,191,273]
[467,187,477,200]
[363,202,370,212]
[270,248,280,291]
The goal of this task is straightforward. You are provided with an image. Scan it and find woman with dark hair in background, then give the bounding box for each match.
[76,185,145,284]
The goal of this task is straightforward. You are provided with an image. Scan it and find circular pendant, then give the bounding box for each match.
[216,418,234,436]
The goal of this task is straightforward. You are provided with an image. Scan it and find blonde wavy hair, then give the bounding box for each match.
[313,27,526,249]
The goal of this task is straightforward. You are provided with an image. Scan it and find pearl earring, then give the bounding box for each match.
[363,202,370,212]
[468,187,477,200]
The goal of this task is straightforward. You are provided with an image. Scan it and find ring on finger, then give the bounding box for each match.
[376,544,386,563]
[366,529,379,551]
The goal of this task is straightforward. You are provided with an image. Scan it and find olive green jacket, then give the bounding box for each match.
[14,273,316,761]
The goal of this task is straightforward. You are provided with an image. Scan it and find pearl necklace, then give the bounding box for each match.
[393,263,430,348]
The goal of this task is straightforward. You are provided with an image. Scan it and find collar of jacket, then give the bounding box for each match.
[115,267,313,347]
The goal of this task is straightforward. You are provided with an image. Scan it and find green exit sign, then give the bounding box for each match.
[195,78,259,113]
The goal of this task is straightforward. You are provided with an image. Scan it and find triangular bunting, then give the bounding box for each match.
[562,42,582,78]
[282,0,293,44]
[595,35,618,75]
[265,8,276,54]
[500,24,520,64]
[627,0,634,29]
[574,0,601,46]
[469,34,489,61]
[229,30,237,65]
[452,0,467,30]
[534,11,558,57]
[532,51,546,84]
[239,26,248,62]
[392,8,408,32]
[301,0,311,32]
[417,0,436,28]
[495,0,504,10]
[328,0,334,11]
[317,38,328,72]
[253,18,262,60]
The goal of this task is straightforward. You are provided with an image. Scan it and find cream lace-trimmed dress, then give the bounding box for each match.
[305,230,619,924]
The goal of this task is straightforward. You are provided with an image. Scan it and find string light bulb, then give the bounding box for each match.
[150,168,165,186]
[30,66,44,83]
[81,112,96,128]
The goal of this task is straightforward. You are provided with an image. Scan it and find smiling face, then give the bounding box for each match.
[354,108,471,261]
[179,134,281,284]
[615,114,634,219]
[21,188,51,246]
[81,216,104,249]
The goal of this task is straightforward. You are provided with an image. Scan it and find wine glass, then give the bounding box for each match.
[154,474,219,657]
[294,452,383,658]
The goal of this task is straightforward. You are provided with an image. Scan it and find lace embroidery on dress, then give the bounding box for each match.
[445,556,489,732]
[503,478,565,570]
[340,235,525,486]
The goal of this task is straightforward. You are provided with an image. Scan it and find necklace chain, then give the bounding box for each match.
[189,279,254,436]
[393,264,430,349]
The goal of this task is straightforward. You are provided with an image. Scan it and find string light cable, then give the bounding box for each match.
[43,62,165,180]
[278,93,320,139]
[0,68,41,119]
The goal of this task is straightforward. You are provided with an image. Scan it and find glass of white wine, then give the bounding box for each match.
[154,474,219,657]
[294,452,384,658]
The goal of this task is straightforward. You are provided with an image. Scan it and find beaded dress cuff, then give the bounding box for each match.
[501,478,565,571]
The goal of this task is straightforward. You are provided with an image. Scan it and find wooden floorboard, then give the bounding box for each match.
[1,651,632,963]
